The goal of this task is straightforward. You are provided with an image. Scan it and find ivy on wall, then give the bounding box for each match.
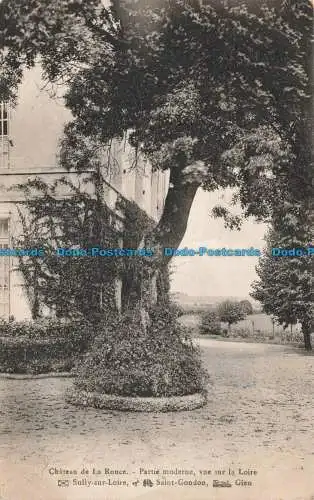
[13,178,169,322]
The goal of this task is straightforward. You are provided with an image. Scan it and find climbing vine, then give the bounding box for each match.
[14,177,171,322]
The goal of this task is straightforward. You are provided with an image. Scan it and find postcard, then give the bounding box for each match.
[0,1,313,499]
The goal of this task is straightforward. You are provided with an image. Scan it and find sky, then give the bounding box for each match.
[171,188,268,298]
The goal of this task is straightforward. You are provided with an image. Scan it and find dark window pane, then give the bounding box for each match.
[3,120,8,135]
[1,102,8,136]
[0,220,8,236]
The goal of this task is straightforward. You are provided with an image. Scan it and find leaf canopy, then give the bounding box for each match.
[0,0,312,222]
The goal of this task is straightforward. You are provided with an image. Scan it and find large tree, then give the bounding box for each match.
[251,224,313,350]
[0,0,312,317]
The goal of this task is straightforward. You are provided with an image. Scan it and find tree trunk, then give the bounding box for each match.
[31,265,41,319]
[31,293,40,319]
[121,167,200,326]
[143,169,200,261]
[302,320,312,351]
[142,170,200,314]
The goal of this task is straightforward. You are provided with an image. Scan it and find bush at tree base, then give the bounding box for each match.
[200,311,222,335]
[74,306,209,398]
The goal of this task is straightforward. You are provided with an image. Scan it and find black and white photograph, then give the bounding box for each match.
[0,0,313,499]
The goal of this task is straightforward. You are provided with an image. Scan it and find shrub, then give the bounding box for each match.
[74,306,209,398]
[169,302,185,318]
[0,318,95,374]
[232,327,251,339]
[200,311,222,335]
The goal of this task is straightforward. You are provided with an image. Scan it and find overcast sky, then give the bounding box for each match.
[171,188,267,298]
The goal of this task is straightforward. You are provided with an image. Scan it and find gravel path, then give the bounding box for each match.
[0,339,313,500]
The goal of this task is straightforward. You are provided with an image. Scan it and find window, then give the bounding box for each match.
[0,102,10,168]
[0,219,10,318]
[0,219,8,237]
[0,102,8,137]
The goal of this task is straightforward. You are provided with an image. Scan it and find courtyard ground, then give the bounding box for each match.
[0,339,313,500]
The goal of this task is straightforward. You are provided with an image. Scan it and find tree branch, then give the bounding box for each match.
[144,169,200,262]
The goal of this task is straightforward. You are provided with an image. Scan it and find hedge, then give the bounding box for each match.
[0,318,95,374]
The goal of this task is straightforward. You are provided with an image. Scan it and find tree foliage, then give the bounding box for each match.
[251,225,313,350]
[1,0,312,227]
[239,300,254,316]
[217,300,246,332]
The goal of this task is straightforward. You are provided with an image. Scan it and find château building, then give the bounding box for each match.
[0,67,169,319]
